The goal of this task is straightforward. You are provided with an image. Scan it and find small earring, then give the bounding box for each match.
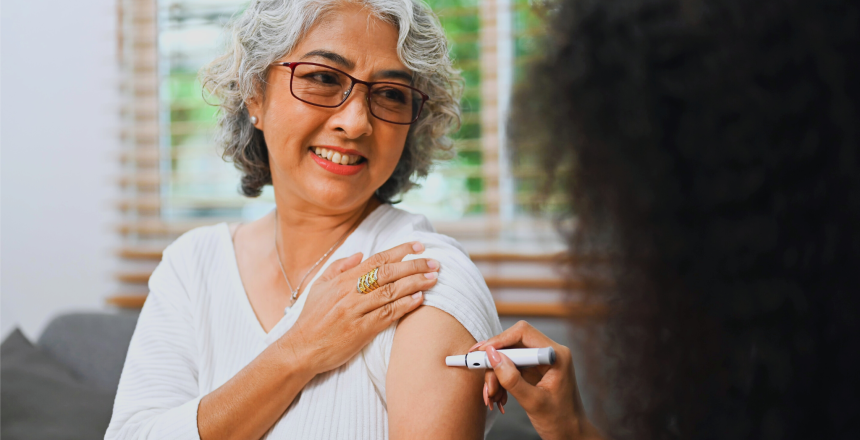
[250,116,258,124]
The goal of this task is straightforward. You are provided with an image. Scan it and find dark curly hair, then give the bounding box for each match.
[512,0,860,438]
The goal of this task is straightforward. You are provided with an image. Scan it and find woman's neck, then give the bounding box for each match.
[274,195,380,236]
[271,193,382,271]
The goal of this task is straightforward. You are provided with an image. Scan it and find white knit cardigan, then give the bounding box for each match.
[105,204,502,439]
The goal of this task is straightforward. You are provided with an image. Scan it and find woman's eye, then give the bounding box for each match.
[376,88,407,103]
[309,73,340,85]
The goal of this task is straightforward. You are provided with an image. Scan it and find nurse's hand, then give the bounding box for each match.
[474,321,603,440]
[280,241,438,376]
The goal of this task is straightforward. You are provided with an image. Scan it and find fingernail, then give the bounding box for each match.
[427,259,439,270]
[424,272,437,279]
[412,242,424,253]
[499,402,505,414]
[486,346,502,367]
[483,383,489,406]
[468,340,486,352]
[411,291,423,301]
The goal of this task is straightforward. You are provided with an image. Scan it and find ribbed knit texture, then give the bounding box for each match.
[105,204,503,439]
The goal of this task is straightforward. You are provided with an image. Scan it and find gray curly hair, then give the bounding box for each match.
[199,0,463,201]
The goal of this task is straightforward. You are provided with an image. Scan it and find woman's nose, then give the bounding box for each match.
[330,85,373,138]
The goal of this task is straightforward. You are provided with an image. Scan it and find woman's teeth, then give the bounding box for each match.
[314,147,362,165]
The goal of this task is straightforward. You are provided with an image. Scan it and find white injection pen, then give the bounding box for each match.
[446,347,556,369]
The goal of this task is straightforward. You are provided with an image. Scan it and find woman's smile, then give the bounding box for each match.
[308,145,367,176]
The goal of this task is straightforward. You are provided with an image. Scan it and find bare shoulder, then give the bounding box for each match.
[395,306,476,352]
[387,305,485,440]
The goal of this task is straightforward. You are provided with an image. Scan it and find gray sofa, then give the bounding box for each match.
[2,312,569,439]
[1,312,139,439]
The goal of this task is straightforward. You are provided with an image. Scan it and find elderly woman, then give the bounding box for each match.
[105,1,502,439]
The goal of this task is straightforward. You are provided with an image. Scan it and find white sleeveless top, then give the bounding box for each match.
[105,204,503,439]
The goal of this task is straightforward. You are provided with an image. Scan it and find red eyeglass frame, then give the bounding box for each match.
[270,61,430,125]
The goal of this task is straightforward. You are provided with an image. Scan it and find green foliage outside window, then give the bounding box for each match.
[422,0,484,214]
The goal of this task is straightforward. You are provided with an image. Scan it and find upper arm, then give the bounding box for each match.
[386,305,486,440]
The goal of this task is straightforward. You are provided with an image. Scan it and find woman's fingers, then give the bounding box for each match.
[478,321,571,413]
[318,252,363,282]
[374,258,439,286]
[348,241,425,279]
[476,331,593,440]
[485,346,544,411]
[358,272,438,315]
[485,370,499,410]
[361,289,424,332]
[478,320,557,352]
[485,371,507,412]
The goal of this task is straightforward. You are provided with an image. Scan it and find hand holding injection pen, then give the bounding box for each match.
[446,347,556,369]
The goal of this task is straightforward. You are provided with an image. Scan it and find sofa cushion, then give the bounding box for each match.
[37,311,139,392]
[1,328,115,440]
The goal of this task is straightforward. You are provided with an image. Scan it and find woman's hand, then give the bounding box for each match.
[475,321,603,440]
[279,241,438,376]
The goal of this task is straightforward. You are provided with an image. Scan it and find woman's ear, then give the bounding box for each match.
[246,96,264,130]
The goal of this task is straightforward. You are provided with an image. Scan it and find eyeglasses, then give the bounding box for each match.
[270,61,429,125]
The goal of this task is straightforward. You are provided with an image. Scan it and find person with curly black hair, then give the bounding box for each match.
[474,0,860,438]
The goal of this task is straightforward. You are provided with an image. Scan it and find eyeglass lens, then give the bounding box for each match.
[290,63,421,124]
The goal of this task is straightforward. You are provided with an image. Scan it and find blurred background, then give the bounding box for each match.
[2,0,121,341]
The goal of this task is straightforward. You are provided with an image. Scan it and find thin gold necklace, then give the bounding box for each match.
[274,210,353,306]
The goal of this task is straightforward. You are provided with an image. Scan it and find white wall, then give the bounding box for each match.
[1,0,119,341]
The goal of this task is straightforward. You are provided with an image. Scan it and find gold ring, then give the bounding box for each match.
[357,267,380,294]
